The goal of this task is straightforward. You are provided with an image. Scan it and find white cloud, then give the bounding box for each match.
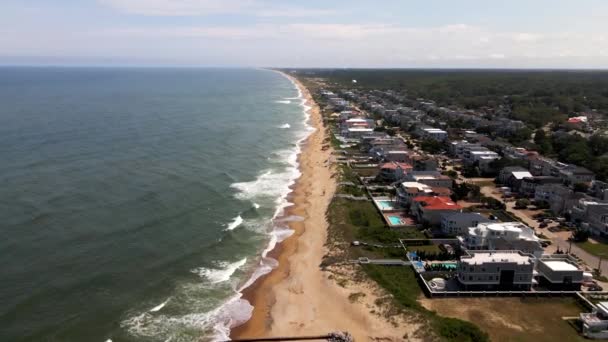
[98,0,334,17]
[7,20,608,68]
[489,53,506,59]
[98,0,253,16]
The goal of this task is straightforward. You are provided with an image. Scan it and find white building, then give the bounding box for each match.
[440,212,491,236]
[581,302,608,339]
[405,171,453,189]
[536,254,583,291]
[458,222,543,258]
[421,127,448,141]
[571,199,608,237]
[345,127,374,138]
[396,181,433,206]
[457,250,535,290]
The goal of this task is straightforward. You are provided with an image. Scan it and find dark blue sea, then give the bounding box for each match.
[0,67,311,341]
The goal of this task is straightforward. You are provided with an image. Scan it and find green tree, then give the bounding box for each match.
[572,228,589,243]
[589,134,608,156]
[515,198,531,209]
[573,183,589,193]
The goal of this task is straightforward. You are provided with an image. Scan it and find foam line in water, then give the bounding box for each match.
[278,123,291,129]
[225,215,243,231]
[274,100,291,104]
[192,258,248,284]
[149,298,171,312]
[121,292,253,342]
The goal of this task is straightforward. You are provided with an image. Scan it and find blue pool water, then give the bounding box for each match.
[377,200,396,210]
[388,216,402,225]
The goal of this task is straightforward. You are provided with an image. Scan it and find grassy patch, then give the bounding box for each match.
[362,265,489,342]
[576,241,608,258]
[348,292,366,303]
[425,297,586,342]
[409,244,442,254]
[339,184,366,197]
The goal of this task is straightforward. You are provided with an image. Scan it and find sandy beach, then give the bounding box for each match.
[231,73,416,341]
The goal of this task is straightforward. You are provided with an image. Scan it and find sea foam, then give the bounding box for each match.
[225,215,243,231]
[123,71,314,342]
[222,71,314,337]
[149,298,170,312]
[192,258,248,284]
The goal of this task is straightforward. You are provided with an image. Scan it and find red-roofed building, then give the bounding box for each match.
[378,162,413,181]
[566,116,589,130]
[411,196,462,226]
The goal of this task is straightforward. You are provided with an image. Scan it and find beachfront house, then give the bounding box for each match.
[411,196,462,226]
[458,222,543,258]
[535,254,583,291]
[440,212,491,236]
[457,250,535,291]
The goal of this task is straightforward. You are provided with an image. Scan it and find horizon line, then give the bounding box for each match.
[2,64,608,72]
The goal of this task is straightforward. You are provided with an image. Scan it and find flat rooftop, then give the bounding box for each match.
[543,260,579,272]
[461,251,532,265]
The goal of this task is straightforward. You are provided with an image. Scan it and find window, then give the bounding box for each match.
[470,267,474,272]
[481,268,485,272]
[469,276,472,281]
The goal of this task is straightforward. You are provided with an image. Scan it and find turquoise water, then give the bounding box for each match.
[0,67,310,341]
[388,216,402,225]
[377,200,397,210]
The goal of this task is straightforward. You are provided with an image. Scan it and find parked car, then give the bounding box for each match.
[539,222,548,228]
[588,285,604,292]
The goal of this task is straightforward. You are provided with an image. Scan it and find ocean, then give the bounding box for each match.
[0,67,312,341]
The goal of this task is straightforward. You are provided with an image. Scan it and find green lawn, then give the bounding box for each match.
[576,241,608,258]
[409,244,442,254]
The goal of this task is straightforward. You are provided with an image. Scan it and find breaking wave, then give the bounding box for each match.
[225,215,243,231]
[192,258,248,284]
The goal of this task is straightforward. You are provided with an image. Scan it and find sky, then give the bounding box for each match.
[2,0,608,68]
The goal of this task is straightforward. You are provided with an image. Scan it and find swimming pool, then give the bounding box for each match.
[377,200,397,210]
[438,262,457,270]
[388,216,402,225]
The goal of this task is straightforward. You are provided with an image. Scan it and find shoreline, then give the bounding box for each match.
[230,71,331,338]
[231,71,416,341]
